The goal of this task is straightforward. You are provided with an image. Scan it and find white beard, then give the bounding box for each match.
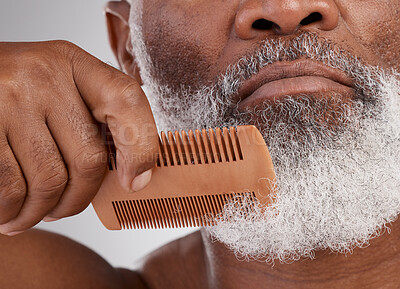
[130,5,400,263]
[207,76,400,263]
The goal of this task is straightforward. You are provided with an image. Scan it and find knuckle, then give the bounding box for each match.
[50,40,80,58]
[31,162,68,198]
[0,180,26,206]
[0,87,25,112]
[51,39,75,49]
[0,159,25,192]
[28,60,55,79]
[94,76,142,115]
[118,83,142,106]
[0,75,29,110]
[33,175,67,201]
[17,49,56,78]
[0,43,68,109]
[51,40,89,73]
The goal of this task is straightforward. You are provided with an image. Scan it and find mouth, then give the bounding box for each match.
[236,59,355,111]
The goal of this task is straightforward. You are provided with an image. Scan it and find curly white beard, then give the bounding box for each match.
[207,76,400,263]
[130,6,400,264]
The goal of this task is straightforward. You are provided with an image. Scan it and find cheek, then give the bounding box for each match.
[142,1,238,89]
[340,1,400,70]
[370,9,400,70]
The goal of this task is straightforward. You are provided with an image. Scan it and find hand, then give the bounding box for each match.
[0,41,158,235]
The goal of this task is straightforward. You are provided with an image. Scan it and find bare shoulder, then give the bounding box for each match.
[0,228,206,289]
[0,229,145,289]
[138,230,207,289]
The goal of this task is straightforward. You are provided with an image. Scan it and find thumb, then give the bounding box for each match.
[71,49,158,192]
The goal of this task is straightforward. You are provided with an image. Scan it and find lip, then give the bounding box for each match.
[236,59,354,111]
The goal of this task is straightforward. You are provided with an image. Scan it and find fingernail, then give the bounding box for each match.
[6,231,24,236]
[131,169,152,192]
[43,217,60,222]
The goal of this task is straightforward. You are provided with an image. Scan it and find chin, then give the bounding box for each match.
[207,74,400,264]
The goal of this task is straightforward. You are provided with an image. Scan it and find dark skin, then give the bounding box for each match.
[1,0,400,288]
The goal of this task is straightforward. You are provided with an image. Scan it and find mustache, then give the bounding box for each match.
[213,31,382,104]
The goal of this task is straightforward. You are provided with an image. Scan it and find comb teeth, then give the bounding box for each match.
[156,127,243,168]
[93,125,275,231]
[112,192,257,229]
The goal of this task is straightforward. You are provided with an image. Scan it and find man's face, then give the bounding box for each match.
[129,0,400,263]
[132,0,400,133]
[139,0,400,88]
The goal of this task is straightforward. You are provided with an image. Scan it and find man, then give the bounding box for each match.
[1,0,400,288]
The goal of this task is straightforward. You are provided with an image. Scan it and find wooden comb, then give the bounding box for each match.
[92,125,275,230]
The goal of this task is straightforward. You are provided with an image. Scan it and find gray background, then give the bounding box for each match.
[0,0,195,269]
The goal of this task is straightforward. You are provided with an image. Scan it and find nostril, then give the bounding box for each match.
[252,19,274,30]
[300,12,323,26]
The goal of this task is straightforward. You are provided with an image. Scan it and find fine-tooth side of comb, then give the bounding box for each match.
[92,125,276,230]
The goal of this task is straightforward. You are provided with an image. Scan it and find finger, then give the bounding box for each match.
[0,136,26,225]
[44,95,107,219]
[0,118,68,234]
[71,50,159,192]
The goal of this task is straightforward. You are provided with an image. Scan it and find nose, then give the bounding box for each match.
[235,0,339,39]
